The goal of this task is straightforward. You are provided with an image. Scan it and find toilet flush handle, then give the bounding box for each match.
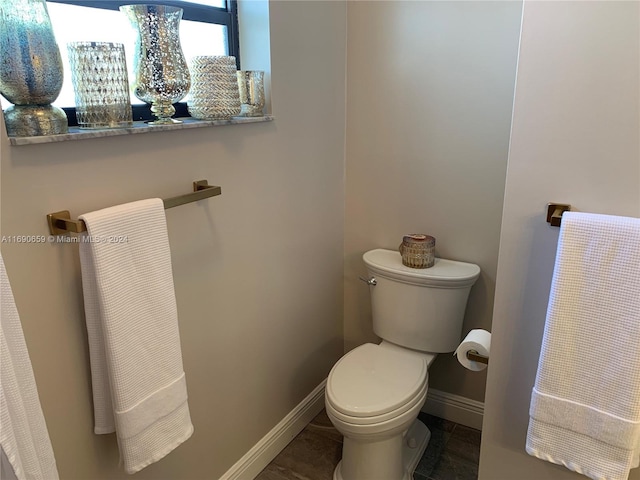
[359,276,377,286]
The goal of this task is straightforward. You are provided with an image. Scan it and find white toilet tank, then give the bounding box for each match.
[363,249,480,353]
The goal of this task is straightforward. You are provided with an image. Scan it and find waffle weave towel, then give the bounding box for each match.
[0,253,59,480]
[78,198,193,474]
[526,212,640,480]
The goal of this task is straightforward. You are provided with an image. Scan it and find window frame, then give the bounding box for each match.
[46,0,240,125]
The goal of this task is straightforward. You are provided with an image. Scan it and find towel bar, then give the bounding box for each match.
[546,203,571,227]
[466,350,489,365]
[47,180,221,235]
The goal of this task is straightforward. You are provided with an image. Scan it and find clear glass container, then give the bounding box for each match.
[67,42,133,129]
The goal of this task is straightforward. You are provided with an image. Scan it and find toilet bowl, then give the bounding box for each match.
[325,249,480,480]
[326,342,434,480]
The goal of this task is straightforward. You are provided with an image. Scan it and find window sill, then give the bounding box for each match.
[7,115,274,146]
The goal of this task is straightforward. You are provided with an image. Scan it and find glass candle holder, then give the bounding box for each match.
[399,234,436,269]
[120,4,190,125]
[67,42,133,129]
[187,56,241,120]
[237,70,265,117]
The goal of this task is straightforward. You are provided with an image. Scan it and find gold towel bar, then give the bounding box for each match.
[546,203,571,227]
[47,180,221,235]
[466,350,489,365]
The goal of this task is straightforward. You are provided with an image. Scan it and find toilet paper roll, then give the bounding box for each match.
[454,329,491,372]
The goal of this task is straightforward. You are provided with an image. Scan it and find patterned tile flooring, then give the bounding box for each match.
[255,410,481,480]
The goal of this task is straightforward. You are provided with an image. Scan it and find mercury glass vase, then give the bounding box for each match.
[0,0,68,136]
[120,4,190,125]
[237,71,265,117]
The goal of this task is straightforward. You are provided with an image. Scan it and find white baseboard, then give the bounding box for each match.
[220,381,482,480]
[219,379,327,480]
[421,388,484,431]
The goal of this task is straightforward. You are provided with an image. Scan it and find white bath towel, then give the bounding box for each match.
[0,253,59,480]
[526,212,640,480]
[78,199,193,474]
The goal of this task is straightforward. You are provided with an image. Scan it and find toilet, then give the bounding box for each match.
[325,248,480,480]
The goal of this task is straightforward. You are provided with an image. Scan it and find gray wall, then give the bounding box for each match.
[0,1,346,478]
[344,1,523,402]
[480,1,640,479]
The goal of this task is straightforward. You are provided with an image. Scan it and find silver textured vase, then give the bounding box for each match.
[0,0,68,136]
[187,56,241,120]
[120,4,190,125]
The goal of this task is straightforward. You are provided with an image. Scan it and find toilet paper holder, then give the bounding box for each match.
[466,350,489,365]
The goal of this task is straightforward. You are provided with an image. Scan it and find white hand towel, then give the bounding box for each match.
[526,212,640,480]
[78,198,193,474]
[0,253,59,480]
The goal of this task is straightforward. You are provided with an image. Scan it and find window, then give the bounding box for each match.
[45,0,240,124]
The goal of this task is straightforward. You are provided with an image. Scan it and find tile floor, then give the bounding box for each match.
[255,410,481,480]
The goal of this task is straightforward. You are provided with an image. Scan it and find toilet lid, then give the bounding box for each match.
[326,343,427,418]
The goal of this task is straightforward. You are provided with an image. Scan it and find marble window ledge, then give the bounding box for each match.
[7,115,274,146]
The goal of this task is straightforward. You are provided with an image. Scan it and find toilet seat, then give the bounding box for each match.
[326,381,427,428]
[326,343,427,424]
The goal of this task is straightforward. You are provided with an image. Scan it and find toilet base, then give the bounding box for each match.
[333,419,431,480]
